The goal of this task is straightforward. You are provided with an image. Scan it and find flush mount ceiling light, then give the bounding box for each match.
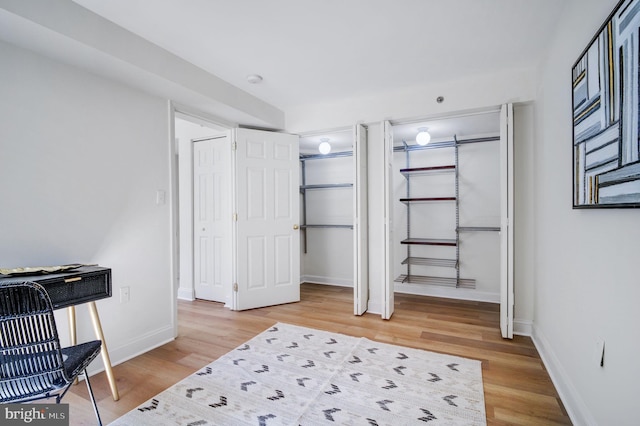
[416,127,431,146]
[318,138,331,155]
[246,74,263,84]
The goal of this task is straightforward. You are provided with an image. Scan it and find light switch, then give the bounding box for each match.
[156,190,166,205]
[120,286,130,303]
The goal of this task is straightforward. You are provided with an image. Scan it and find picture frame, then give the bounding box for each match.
[572,0,640,208]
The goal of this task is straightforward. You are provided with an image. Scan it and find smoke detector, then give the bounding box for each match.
[246,74,263,84]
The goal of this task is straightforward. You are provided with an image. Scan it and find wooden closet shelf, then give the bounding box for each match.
[400,197,456,203]
[401,238,457,246]
[400,165,456,176]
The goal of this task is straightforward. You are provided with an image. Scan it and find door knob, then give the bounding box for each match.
[293,224,299,230]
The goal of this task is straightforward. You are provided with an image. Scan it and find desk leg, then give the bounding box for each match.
[68,306,77,345]
[67,307,78,385]
[88,301,120,401]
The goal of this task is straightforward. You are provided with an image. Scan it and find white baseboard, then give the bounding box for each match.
[177,286,195,301]
[87,324,176,376]
[513,318,533,336]
[301,275,353,288]
[531,324,596,426]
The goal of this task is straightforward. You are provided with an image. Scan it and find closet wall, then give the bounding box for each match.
[299,131,354,287]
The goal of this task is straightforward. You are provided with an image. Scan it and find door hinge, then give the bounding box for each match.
[233,213,238,221]
[232,142,237,151]
[233,283,238,292]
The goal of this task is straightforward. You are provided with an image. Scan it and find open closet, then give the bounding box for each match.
[175,111,371,315]
[299,125,368,315]
[383,105,514,338]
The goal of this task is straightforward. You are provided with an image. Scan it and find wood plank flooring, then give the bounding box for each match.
[67,284,572,425]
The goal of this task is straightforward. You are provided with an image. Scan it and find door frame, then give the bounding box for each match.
[169,103,234,332]
[500,103,515,339]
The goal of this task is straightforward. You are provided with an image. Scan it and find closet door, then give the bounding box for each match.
[193,136,232,303]
[382,121,395,320]
[233,128,300,310]
[353,124,369,315]
[500,103,515,339]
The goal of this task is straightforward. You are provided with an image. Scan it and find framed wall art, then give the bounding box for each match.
[572,0,640,208]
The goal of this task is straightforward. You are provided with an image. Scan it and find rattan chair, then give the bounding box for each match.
[0,281,102,425]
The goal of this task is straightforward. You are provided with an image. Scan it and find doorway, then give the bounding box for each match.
[298,125,368,315]
[172,113,368,315]
[174,113,229,303]
[173,114,303,311]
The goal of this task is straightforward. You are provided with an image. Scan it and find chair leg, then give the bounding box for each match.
[83,370,102,426]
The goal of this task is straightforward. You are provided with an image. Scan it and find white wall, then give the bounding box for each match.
[533,0,640,424]
[0,40,174,371]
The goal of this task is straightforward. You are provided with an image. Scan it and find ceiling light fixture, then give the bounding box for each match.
[416,127,431,146]
[318,138,331,155]
[246,74,263,84]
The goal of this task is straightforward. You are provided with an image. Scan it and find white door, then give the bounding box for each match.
[382,121,395,320]
[353,124,369,315]
[193,136,232,303]
[233,128,300,310]
[500,103,515,339]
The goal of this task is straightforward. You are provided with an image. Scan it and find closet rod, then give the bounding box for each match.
[457,226,501,232]
[301,224,353,229]
[393,135,499,152]
[300,151,352,160]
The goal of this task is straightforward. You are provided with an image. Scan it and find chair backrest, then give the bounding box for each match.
[0,281,68,402]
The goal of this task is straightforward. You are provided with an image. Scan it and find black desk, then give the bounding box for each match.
[0,265,120,401]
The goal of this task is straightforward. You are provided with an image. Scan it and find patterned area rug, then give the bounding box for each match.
[110,323,486,425]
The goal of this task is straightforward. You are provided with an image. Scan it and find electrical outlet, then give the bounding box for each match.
[120,286,130,303]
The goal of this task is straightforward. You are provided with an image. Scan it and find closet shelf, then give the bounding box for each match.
[301,224,353,229]
[457,226,501,232]
[400,197,456,204]
[300,151,353,160]
[401,238,457,246]
[394,140,456,152]
[400,165,455,177]
[402,257,457,268]
[394,274,475,289]
[300,183,353,190]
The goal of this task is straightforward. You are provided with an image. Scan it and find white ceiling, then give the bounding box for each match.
[71,0,566,111]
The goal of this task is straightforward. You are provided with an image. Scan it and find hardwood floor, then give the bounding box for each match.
[67,284,572,425]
